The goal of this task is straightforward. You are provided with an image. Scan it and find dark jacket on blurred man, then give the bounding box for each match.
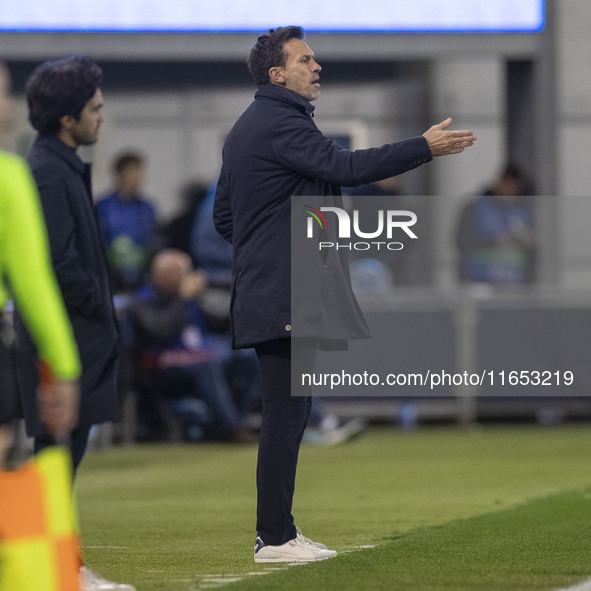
[14,135,120,436]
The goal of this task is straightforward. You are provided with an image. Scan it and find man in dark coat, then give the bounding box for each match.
[214,26,476,563]
[14,56,119,471]
[14,54,134,591]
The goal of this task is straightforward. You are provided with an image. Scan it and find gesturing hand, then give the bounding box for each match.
[423,117,477,157]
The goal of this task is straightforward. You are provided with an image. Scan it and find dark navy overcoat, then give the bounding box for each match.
[214,84,432,350]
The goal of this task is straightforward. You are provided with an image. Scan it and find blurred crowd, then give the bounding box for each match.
[93,153,256,442]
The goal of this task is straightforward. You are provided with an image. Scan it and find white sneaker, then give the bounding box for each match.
[80,566,136,590]
[295,526,327,550]
[254,535,337,563]
[322,418,367,446]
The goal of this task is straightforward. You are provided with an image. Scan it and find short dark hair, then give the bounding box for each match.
[26,55,103,135]
[247,26,305,86]
[113,151,144,175]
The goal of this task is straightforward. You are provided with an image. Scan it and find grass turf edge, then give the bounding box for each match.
[223,487,591,591]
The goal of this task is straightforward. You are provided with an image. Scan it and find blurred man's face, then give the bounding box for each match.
[496,177,522,197]
[69,88,104,146]
[493,176,523,204]
[0,66,12,135]
[274,38,322,102]
[152,262,184,298]
[117,163,143,197]
[151,252,192,299]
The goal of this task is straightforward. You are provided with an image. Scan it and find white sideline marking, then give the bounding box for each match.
[200,577,243,587]
[198,570,277,589]
[83,546,128,549]
[195,546,372,588]
[339,544,376,554]
[556,578,591,591]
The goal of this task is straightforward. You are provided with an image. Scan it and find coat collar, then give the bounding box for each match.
[254,84,316,117]
[34,134,86,175]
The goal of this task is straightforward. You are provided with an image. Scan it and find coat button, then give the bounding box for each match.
[285,324,292,331]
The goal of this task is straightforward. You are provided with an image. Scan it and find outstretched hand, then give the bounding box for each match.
[423,117,476,157]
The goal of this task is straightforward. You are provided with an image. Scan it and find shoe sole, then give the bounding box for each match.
[254,556,336,563]
[254,555,336,563]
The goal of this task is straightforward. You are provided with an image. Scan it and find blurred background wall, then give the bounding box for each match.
[1,0,590,289]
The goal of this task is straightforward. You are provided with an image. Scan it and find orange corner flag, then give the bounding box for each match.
[0,446,80,591]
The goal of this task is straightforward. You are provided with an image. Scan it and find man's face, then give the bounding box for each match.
[276,38,322,102]
[70,88,104,146]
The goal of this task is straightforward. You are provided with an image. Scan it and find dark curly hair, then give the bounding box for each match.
[247,26,304,86]
[26,55,103,135]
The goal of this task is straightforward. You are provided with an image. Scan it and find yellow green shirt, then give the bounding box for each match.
[0,149,81,380]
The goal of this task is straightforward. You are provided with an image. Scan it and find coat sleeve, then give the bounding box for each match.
[272,111,432,187]
[4,157,81,379]
[34,164,103,317]
[213,166,233,244]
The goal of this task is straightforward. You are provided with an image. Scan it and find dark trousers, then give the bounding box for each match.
[34,426,92,473]
[254,338,317,546]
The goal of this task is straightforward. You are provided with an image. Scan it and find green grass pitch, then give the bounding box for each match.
[76,425,591,590]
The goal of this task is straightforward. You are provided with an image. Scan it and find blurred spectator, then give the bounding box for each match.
[455,163,536,285]
[130,249,256,442]
[190,183,260,414]
[191,181,233,284]
[349,258,395,297]
[96,151,158,292]
[160,181,208,264]
[191,181,236,334]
